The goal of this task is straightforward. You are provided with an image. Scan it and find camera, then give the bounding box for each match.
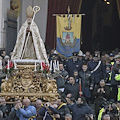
[100,98,109,110]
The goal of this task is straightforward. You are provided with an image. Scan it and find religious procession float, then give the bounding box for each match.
[0,6,59,102]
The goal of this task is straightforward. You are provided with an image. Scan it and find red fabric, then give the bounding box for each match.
[45,0,82,50]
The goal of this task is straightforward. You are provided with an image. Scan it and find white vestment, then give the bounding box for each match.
[11,21,49,64]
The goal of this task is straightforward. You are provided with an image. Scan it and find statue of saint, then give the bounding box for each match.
[11,6,49,64]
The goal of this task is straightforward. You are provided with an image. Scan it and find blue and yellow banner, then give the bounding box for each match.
[56,14,82,58]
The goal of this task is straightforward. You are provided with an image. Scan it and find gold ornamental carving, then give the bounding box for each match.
[0,65,59,102]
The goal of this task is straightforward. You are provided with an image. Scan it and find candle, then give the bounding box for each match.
[0,59,2,69]
[53,62,56,72]
[41,62,43,71]
[57,61,59,71]
[34,61,37,71]
[54,60,56,71]
[5,74,8,81]
[7,59,10,70]
[50,60,52,71]
[14,60,17,69]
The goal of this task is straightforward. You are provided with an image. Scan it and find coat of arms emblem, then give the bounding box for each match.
[61,32,76,47]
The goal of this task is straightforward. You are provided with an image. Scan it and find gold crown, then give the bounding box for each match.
[26,6,33,17]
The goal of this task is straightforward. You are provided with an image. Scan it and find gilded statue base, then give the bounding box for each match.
[0,65,59,102]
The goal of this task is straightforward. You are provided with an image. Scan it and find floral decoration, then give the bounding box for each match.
[4,61,14,75]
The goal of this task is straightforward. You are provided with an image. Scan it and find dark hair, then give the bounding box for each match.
[69,76,75,80]
[58,97,67,103]
[82,63,88,66]
[70,97,75,102]
[78,96,86,103]
[0,50,5,56]
[73,70,78,72]
[66,93,75,102]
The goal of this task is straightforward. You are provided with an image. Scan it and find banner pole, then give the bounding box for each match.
[52,13,85,16]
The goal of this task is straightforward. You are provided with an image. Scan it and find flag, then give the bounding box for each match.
[56,14,82,58]
[116,0,120,19]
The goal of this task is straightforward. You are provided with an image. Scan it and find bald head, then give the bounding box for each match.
[35,100,42,109]
[36,99,42,104]
[23,98,30,108]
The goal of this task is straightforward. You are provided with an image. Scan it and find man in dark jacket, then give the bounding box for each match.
[0,103,20,120]
[9,99,21,120]
[110,54,120,101]
[87,54,106,85]
[35,99,43,120]
[39,102,58,120]
[93,79,110,118]
[65,52,83,76]
[55,62,69,93]
[64,76,79,100]
[56,97,70,120]
[74,96,93,120]
[7,105,19,120]
[79,63,94,103]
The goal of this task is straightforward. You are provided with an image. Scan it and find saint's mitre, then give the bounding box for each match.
[26,6,33,17]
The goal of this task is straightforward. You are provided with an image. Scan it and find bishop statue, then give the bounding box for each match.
[11,6,49,64]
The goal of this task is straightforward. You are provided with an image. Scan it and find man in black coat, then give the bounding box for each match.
[0,103,20,120]
[79,63,94,103]
[93,79,110,118]
[9,99,21,120]
[38,102,58,120]
[70,96,93,120]
[110,54,120,101]
[56,97,70,120]
[35,99,43,120]
[65,52,83,76]
[87,54,106,85]
[64,76,79,100]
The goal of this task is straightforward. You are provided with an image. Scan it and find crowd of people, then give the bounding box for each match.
[0,48,120,120]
